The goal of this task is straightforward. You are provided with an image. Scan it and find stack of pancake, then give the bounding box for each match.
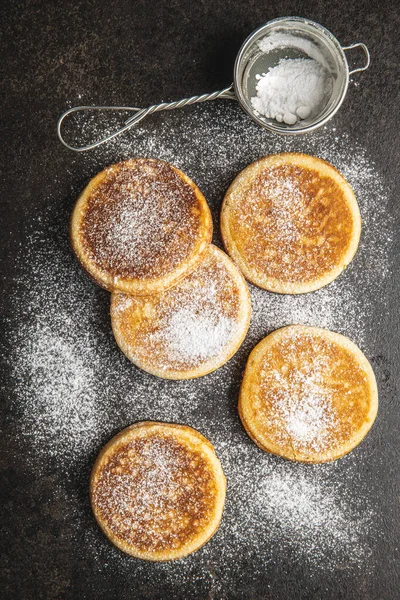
[71,158,251,380]
[71,153,378,561]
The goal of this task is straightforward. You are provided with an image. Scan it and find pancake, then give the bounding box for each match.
[111,245,251,379]
[71,158,212,295]
[90,422,226,561]
[221,153,361,294]
[239,325,378,463]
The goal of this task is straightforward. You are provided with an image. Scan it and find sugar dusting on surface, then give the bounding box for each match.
[225,158,359,285]
[224,156,359,289]
[113,249,243,371]
[161,308,234,362]
[248,326,373,459]
[265,342,339,453]
[93,431,217,551]
[255,174,306,244]
[4,102,393,588]
[81,159,205,279]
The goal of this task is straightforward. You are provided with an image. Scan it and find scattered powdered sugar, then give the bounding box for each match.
[233,457,373,566]
[5,229,110,462]
[101,193,156,259]
[18,321,99,441]
[112,247,243,372]
[148,257,240,367]
[93,432,217,551]
[161,307,234,362]
[227,158,358,287]
[265,175,303,240]
[283,390,336,448]
[83,159,202,279]
[249,173,306,244]
[3,101,393,585]
[268,351,338,452]
[83,441,376,594]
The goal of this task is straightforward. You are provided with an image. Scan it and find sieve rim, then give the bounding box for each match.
[233,16,350,135]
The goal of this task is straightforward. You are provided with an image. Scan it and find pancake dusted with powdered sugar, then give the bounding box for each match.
[221,153,361,294]
[90,422,226,561]
[71,158,212,295]
[239,325,378,463]
[111,245,251,379]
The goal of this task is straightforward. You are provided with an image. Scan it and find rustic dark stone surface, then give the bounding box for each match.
[1,1,399,599]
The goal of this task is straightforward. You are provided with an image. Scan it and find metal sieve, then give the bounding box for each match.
[58,17,370,151]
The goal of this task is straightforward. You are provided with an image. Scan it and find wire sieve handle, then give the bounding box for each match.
[57,85,236,152]
[342,43,371,75]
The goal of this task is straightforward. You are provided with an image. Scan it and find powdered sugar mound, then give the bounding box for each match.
[251,58,331,122]
[161,307,235,362]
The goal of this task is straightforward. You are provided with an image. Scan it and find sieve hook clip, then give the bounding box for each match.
[342,43,371,76]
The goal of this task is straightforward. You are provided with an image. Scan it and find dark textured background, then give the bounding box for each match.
[1,1,399,599]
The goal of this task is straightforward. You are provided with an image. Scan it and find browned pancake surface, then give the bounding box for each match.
[111,246,251,379]
[221,154,361,293]
[93,435,216,552]
[239,326,378,462]
[91,423,226,560]
[237,164,353,281]
[81,159,207,280]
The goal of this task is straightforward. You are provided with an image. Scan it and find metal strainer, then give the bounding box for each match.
[58,17,370,152]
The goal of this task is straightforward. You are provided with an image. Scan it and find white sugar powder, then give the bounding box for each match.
[252,58,332,125]
[284,393,337,447]
[252,33,333,125]
[160,307,235,362]
[257,33,331,69]
[269,354,338,451]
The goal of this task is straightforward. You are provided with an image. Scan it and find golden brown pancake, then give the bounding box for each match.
[239,325,378,463]
[71,158,212,295]
[111,245,251,379]
[90,422,226,561]
[221,153,361,294]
